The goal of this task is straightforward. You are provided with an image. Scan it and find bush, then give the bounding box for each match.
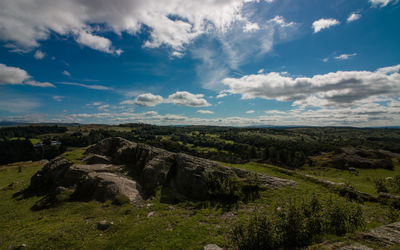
[113,194,131,206]
[374,176,400,194]
[203,171,259,204]
[230,212,278,250]
[229,195,364,249]
[374,178,389,193]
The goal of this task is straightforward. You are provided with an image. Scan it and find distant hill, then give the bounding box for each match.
[0,121,81,127]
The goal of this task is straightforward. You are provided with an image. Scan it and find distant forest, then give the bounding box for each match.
[1,124,400,167]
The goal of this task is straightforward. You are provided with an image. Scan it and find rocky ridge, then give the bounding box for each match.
[28,137,296,207]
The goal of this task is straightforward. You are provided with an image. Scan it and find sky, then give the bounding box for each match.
[0,0,399,127]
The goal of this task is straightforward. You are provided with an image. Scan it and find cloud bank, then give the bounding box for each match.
[221,65,400,108]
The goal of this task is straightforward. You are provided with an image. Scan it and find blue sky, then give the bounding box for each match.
[0,0,399,126]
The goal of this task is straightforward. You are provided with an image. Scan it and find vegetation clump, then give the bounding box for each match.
[230,195,364,249]
[203,171,260,205]
[374,176,400,194]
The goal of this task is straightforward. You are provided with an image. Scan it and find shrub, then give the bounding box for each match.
[229,195,364,249]
[230,212,279,250]
[374,178,389,193]
[203,171,260,204]
[374,176,400,194]
[113,194,131,206]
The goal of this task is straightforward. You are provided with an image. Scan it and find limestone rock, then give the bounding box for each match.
[84,137,297,203]
[28,137,296,208]
[83,153,111,164]
[360,221,400,246]
[204,244,223,250]
[97,220,113,230]
[28,158,142,208]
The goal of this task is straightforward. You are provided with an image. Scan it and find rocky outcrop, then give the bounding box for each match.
[28,137,296,207]
[360,221,400,246]
[29,157,142,208]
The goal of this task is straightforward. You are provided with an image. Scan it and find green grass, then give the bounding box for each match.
[0,157,399,249]
[60,147,87,163]
[298,160,400,195]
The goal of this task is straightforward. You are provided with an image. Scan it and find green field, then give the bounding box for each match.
[1,148,399,249]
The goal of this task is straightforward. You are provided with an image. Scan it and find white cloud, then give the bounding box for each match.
[257,69,264,74]
[171,51,184,58]
[221,64,400,108]
[87,102,103,106]
[58,82,111,90]
[120,100,135,105]
[197,110,214,114]
[15,96,400,126]
[347,13,361,23]
[167,91,211,107]
[97,104,110,111]
[334,53,357,60]
[191,14,297,90]
[246,110,255,114]
[322,57,329,63]
[369,0,393,7]
[52,96,64,101]
[34,50,45,59]
[0,0,263,55]
[0,63,30,84]
[216,92,229,98]
[376,65,400,74]
[76,30,121,55]
[243,22,260,32]
[312,18,340,33]
[134,93,164,107]
[24,80,55,88]
[62,70,71,76]
[0,63,54,87]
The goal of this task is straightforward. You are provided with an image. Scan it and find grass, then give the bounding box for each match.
[9,137,41,144]
[0,151,399,249]
[60,147,87,163]
[298,159,400,195]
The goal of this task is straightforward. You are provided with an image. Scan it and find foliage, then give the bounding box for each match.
[203,171,260,205]
[374,176,400,194]
[230,195,364,249]
[0,138,66,164]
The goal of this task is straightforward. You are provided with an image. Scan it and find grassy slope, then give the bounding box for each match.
[298,159,400,195]
[0,148,398,249]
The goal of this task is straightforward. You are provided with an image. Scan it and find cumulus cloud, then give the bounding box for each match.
[134,93,164,107]
[0,63,30,84]
[34,50,45,59]
[334,53,357,60]
[58,82,111,90]
[167,91,211,107]
[312,18,340,33]
[0,0,263,55]
[197,110,214,114]
[0,63,54,87]
[221,64,400,108]
[62,70,71,76]
[76,30,121,55]
[347,13,361,23]
[246,110,255,114]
